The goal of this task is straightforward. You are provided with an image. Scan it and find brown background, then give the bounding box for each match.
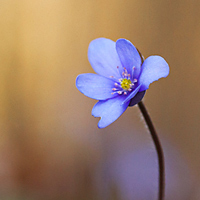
[0,0,200,199]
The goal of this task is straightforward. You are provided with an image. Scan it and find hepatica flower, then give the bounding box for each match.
[76,38,169,128]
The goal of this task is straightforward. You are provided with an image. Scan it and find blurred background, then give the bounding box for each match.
[0,0,200,199]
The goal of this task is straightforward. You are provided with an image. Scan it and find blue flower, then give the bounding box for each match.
[76,38,169,128]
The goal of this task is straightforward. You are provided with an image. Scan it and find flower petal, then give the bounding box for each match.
[122,84,141,104]
[129,91,146,107]
[76,73,118,100]
[116,39,142,78]
[139,56,169,91]
[92,95,130,128]
[88,38,123,79]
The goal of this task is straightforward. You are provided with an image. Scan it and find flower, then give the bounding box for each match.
[76,38,169,128]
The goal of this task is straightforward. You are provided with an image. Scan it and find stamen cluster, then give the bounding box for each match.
[111,67,138,95]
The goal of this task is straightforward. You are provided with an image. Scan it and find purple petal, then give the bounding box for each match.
[76,73,118,100]
[88,38,123,79]
[92,95,130,128]
[122,85,141,104]
[129,91,146,107]
[116,39,142,78]
[139,56,169,91]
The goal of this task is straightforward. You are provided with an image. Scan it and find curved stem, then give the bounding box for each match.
[138,101,165,200]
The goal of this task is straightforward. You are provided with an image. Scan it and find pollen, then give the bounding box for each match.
[120,78,132,90]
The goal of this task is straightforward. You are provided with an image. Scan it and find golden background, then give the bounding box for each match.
[0,0,200,199]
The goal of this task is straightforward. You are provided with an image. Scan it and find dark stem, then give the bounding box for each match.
[138,101,165,200]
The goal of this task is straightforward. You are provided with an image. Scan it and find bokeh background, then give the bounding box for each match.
[0,0,200,199]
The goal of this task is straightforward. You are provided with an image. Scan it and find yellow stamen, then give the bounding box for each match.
[120,79,132,90]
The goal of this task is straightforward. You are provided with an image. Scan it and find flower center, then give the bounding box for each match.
[120,78,132,90]
[110,66,138,95]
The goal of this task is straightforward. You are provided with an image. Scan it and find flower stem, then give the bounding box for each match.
[138,101,165,200]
